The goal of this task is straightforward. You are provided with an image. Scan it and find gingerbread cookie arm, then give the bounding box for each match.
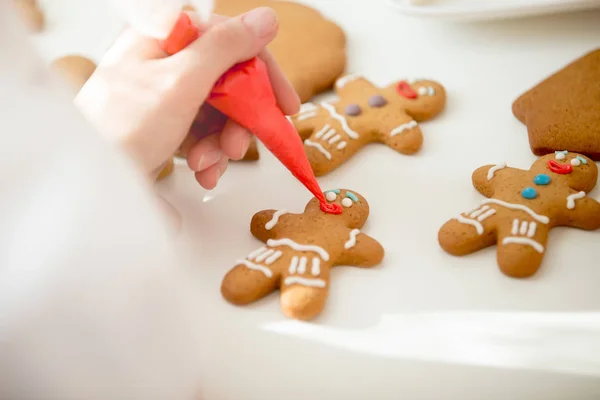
[336,230,384,268]
[558,195,600,230]
[250,210,289,241]
[471,164,511,198]
[378,114,423,155]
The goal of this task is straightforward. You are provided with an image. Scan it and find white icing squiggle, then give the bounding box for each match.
[566,191,586,210]
[311,258,320,276]
[456,215,484,235]
[480,199,549,224]
[267,238,330,261]
[502,237,544,253]
[237,259,273,278]
[344,229,361,249]
[390,120,418,137]
[265,250,282,265]
[297,112,317,121]
[314,124,331,139]
[284,276,327,288]
[335,73,361,89]
[265,210,288,230]
[487,163,507,180]
[321,102,360,139]
[305,139,332,160]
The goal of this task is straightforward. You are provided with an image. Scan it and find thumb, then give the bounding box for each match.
[171,7,279,93]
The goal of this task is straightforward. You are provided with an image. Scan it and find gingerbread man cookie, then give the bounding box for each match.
[221,189,384,320]
[438,152,600,278]
[290,75,446,176]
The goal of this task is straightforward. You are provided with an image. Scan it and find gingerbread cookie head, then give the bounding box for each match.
[530,151,598,193]
[304,189,370,229]
[382,79,446,121]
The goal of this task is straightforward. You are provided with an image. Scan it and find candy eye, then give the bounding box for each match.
[418,87,427,95]
[428,86,435,96]
[325,191,337,201]
[571,158,581,167]
[555,150,568,160]
[341,198,353,207]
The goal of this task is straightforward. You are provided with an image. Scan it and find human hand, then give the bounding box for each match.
[75,7,300,189]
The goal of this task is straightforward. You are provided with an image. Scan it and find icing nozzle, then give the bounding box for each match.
[160,13,199,55]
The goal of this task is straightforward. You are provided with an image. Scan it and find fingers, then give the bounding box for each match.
[169,7,279,103]
[219,119,253,160]
[258,49,300,115]
[195,156,229,190]
[186,134,224,172]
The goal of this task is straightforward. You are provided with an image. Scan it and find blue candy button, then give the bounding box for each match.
[521,187,538,199]
[533,174,551,185]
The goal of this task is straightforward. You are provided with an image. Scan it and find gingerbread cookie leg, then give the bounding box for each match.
[221,246,282,305]
[496,219,549,278]
[279,253,330,320]
[438,205,498,256]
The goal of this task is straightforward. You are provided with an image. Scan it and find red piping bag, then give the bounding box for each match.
[162,14,341,214]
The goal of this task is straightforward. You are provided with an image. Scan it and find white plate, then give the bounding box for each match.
[388,0,600,21]
[31,0,600,398]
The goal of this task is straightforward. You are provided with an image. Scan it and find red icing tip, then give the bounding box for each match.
[161,13,199,55]
[320,202,343,214]
[397,81,418,99]
[548,160,572,174]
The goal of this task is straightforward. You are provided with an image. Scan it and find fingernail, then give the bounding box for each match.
[196,150,222,171]
[242,7,277,38]
[239,136,250,159]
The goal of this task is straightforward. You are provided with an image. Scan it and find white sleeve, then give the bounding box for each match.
[0,5,204,400]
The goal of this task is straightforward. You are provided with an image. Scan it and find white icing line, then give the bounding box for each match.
[314,124,331,139]
[481,199,549,224]
[237,259,273,278]
[297,257,308,274]
[265,250,282,265]
[337,141,347,150]
[267,238,330,261]
[511,219,519,235]
[322,128,337,141]
[390,120,418,137]
[284,276,327,288]
[297,111,317,121]
[527,222,537,238]
[311,258,320,276]
[328,134,341,144]
[502,237,544,253]
[519,221,528,235]
[305,139,332,160]
[456,215,484,235]
[320,102,359,139]
[335,73,361,88]
[265,210,288,230]
[477,209,496,222]
[344,229,361,249]
[247,246,267,261]
[567,191,586,210]
[255,249,274,263]
[469,205,489,218]
[289,256,299,274]
[487,163,507,180]
[300,102,317,113]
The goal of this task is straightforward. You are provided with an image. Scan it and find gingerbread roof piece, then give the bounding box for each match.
[512,48,600,159]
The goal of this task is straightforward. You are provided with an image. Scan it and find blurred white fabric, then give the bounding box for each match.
[0,3,204,399]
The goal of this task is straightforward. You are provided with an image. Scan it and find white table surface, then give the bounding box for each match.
[32,1,600,399]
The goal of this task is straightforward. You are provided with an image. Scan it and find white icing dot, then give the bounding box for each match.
[418,87,427,95]
[571,158,581,166]
[325,191,337,202]
[342,198,353,208]
[556,152,566,160]
[428,86,436,96]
